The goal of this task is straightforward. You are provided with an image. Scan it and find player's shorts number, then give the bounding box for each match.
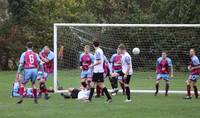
[29,54,35,64]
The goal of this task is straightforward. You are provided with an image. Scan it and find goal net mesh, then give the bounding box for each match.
[54,24,200,92]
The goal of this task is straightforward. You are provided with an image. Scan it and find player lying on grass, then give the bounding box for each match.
[85,40,112,103]
[155,51,173,96]
[79,45,94,88]
[60,82,90,100]
[110,48,125,96]
[12,74,34,98]
[16,42,44,104]
[119,44,133,102]
[12,72,54,98]
[38,46,54,100]
[185,48,200,99]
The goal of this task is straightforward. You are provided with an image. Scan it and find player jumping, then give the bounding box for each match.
[155,51,173,96]
[79,45,94,88]
[16,42,44,104]
[119,44,133,102]
[85,40,112,103]
[185,48,200,99]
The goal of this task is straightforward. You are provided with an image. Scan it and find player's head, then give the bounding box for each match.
[118,43,126,54]
[161,51,167,59]
[93,40,100,48]
[44,46,50,54]
[26,42,33,49]
[190,48,196,56]
[84,45,90,53]
[116,48,121,54]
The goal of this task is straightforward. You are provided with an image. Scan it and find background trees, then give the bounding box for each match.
[0,0,200,70]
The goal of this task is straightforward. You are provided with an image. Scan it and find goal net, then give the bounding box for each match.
[53,24,200,93]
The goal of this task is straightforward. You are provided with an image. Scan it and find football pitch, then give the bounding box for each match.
[0,70,200,118]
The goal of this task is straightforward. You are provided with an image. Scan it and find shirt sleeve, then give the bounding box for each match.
[47,51,54,61]
[90,54,94,63]
[36,54,41,63]
[19,53,25,64]
[110,55,114,63]
[104,55,109,63]
[125,56,131,65]
[167,58,173,67]
[95,51,101,60]
[192,57,200,65]
[156,58,160,66]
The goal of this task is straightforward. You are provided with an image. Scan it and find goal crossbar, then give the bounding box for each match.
[54,23,200,27]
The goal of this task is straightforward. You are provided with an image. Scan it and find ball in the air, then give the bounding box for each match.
[132,47,140,55]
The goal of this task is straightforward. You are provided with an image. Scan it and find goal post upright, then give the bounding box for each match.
[53,24,58,92]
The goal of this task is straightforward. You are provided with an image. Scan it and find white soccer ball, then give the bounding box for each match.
[132,47,140,55]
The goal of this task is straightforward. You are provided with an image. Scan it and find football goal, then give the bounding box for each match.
[53,23,200,94]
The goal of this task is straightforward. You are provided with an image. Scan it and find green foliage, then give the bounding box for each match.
[0,0,200,70]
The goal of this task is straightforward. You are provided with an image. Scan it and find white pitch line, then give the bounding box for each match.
[54,89,199,94]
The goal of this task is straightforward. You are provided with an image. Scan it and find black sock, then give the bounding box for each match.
[88,88,94,101]
[113,77,118,89]
[125,87,130,100]
[165,83,169,95]
[102,87,112,99]
[155,83,159,94]
[109,77,115,89]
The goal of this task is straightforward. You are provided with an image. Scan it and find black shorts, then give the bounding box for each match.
[106,68,110,77]
[71,88,80,99]
[121,73,132,84]
[116,71,124,77]
[92,73,104,82]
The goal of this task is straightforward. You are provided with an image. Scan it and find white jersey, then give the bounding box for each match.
[93,47,104,73]
[77,89,90,100]
[122,52,133,75]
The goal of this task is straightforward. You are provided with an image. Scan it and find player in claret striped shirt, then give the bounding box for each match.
[185,48,200,99]
[79,45,94,88]
[16,42,44,104]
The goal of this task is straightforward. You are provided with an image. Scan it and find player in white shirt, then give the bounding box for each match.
[86,40,112,103]
[118,44,133,102]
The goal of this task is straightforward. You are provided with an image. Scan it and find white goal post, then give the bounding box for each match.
[53,23,200,93]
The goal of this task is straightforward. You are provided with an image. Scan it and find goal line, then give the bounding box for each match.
[54,89,197,94]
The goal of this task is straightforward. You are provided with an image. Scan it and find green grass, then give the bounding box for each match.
[0,70,200,118]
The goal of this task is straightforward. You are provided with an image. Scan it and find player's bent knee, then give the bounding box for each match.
[124,84,129,87]
[90,82,95,88]
[98,83,105,88]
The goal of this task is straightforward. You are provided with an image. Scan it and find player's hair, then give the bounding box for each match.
[93,40,100,47]
[26,42,33,49]
[162,50,167,54]
[190,48,195,51]
[84,45,90,50]
[44,45,49,49]
[118,43,126,50]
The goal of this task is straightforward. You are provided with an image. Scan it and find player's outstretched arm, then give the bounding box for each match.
[89,60,101,68]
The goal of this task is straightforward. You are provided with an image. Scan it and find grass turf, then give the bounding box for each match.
[0,70,200,118]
